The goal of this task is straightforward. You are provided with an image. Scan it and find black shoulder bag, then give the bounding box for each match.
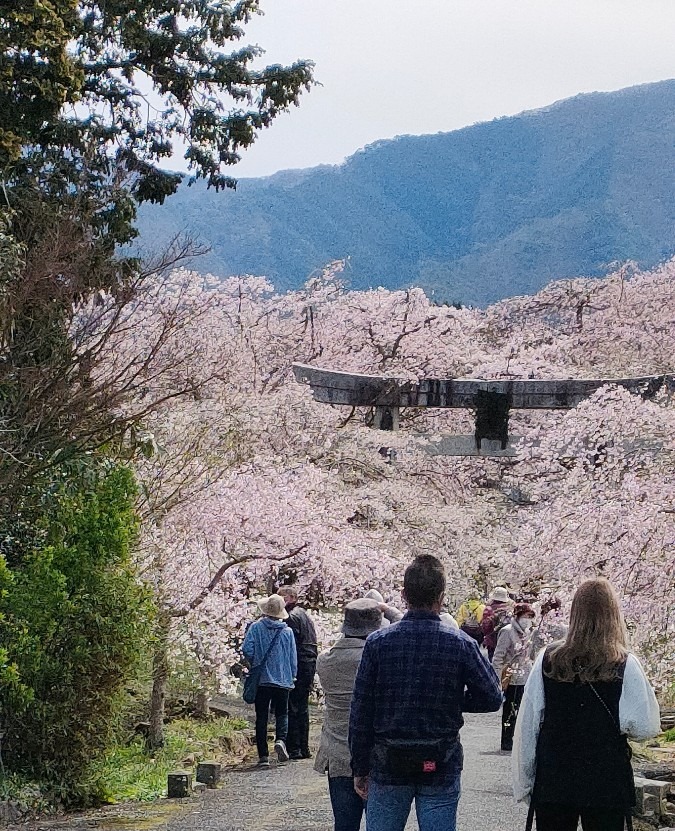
[382,737,448,783]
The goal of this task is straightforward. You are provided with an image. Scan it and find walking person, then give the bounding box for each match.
[513,578,660,831]
[530,594,568,658]
[492,602,536,752]
[278,585,318,759]
[364,588,404,623]
[456,591,486,644]
[349,554,503,831]
[315,599,384,831]
[481,586,515,660]
[242,594,297,767]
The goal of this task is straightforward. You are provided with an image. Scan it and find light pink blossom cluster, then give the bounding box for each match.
[93,258,675,689]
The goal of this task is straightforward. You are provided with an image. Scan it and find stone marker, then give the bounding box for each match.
[196,761,222,788]
[167,771,193,798]
[634,775,671,819]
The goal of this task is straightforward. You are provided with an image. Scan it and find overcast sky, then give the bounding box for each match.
[184,0,675,178]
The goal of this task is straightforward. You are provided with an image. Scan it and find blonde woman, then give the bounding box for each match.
[513,578,660,831]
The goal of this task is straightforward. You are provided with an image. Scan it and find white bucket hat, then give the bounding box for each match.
[257,594,289,620]
[489,586,511,603]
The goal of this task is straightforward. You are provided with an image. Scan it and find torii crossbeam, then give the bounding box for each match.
[292,363,675,456]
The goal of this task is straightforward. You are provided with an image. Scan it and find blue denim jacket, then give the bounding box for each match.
[243,617,297,689]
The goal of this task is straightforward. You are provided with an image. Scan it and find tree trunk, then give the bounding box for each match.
[148,613,171,749]
[195,688,209,719]
[195,664,213,719]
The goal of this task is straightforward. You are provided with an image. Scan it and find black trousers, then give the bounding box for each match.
[501,683,524,750]
[254,685,289,760]
[287,659,315,755]
[534,802,628,831]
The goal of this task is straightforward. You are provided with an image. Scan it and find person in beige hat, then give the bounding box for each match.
[242,594,297,767]
[481,586,515,660]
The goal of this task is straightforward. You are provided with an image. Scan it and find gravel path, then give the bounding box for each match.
[164,709,526,831]
[13,708,526,831]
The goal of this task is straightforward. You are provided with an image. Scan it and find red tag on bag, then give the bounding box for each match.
[423,760,437,773]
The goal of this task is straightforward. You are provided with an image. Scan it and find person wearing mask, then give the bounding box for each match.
[242,594,297,767]
[481,586,515,660]
[364,588,404,623]
[492,602,536,752]
[315,599,384,831]
[278,585,318,760]
[513,578,660,831]
[349,555,503,831]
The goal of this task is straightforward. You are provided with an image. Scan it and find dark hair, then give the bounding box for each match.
[403,555,446,609]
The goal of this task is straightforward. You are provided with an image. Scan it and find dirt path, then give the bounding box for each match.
[13,708,526,831]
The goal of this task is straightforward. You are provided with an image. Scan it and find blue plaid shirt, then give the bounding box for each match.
[349,610,503,785]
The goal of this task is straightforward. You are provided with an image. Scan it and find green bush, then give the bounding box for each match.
[0,461,152,804]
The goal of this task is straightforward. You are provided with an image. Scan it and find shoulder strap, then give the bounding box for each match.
[525,801,535,831]
[587,680,621,733]
[255,627,284,670]
[588,666,634,831]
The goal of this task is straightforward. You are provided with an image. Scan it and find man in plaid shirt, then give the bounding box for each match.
[349,554,502,831]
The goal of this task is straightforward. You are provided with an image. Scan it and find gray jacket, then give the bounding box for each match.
[314,636,366,778]
[492,620,534,686]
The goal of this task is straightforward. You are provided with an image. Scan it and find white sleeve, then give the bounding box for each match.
[512,650,545,803]
[619,653,661,740]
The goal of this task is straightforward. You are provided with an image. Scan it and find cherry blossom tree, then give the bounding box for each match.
[99,256,675,732]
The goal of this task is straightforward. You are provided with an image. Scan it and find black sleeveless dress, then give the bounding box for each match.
[533,651,634,810]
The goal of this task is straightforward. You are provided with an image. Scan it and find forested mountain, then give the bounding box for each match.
[137,80,675,305]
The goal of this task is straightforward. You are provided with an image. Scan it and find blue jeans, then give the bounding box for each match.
[366,777,461,831]
[328,776,365,831]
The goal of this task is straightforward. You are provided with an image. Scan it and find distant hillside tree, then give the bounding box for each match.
[1,0,314,239]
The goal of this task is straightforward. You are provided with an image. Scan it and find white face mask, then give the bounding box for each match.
[518,617,533,631]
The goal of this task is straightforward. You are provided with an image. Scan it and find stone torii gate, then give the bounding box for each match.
[292,363,675,457]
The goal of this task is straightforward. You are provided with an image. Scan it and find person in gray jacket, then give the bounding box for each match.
[492,602,536,751]
[315,599,384,831]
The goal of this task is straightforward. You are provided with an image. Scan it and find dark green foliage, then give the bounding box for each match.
[0,462,151,804]
[1,0,314,247]
[0,0,82,161]
[0,4,314,503]
[136,80,675,305]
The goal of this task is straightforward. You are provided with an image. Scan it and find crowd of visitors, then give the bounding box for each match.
[241,564,660,831]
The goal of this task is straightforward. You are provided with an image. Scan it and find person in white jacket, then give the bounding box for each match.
[512,578,660,831]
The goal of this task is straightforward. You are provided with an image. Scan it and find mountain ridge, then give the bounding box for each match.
[137,80,675,305]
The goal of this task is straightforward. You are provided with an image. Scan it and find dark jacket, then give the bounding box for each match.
[534,650,633,808]
[481,601,513,655]
[286,604,318,663]
[349,611,503,786]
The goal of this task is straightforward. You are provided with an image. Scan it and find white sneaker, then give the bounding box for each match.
[274,739,289,763]
[257,757,270,768]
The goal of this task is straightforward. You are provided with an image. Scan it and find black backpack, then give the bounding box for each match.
[460,606,484,644]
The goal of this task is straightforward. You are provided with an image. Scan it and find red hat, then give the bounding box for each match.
[514,602,535,618]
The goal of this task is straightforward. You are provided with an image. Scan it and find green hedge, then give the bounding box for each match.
[0,461,152,804]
